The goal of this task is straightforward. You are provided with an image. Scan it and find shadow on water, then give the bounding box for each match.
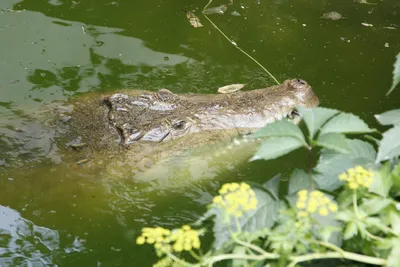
[0,0,399,265]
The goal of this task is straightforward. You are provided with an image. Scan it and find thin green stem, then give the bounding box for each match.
[308,147,314,190]
[203,0,213,10]
[202,0,280,85]
[362,228,385,242]
[287,251,386,267]
[233,238,274,257]
[166,251,195,267]
[234,216,242,233]
[308,240,345,255]
[189,250,202,261]
[353,190,359,217]
[204,253,278,265]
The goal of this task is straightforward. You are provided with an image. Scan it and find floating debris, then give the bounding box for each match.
[185,11,203,28]
[218,84,246,94]
[383,26,396,30]
[361,22,373,27]
[69,143,86,149]
[203,4,227,15]
[320,11,345,20]
[385,43,390,48]
[354,0,377,4]
[231,11,241,16]
[76,158,90,165]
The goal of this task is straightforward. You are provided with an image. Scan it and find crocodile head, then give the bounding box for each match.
[103,78,319,145]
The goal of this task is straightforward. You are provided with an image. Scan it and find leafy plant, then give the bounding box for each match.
[133,53,400,266]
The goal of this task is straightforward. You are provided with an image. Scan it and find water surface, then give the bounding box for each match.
[0,0,399,265]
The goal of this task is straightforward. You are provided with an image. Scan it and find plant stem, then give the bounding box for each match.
[189,250,202,261]
[166,251,196,267]
[202,0,280,85]
[308,147,314,190]
[233,238,273,257]
[352,190,359,217]
[234,216,242,233]
[204,253,278,265]
[311,240,345,255]
[287,251,386,267]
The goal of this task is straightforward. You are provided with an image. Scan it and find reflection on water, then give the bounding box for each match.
[0,205,85,266]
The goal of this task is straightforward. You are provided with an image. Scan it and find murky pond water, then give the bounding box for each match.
[1,0,399,265]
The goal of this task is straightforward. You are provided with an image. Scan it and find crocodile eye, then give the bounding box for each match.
[172,120,186,130]
[296,79,306,85]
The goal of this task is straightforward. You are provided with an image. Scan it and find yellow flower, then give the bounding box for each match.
[319,207,329,216]
[136,236,145,245]
[339,165,374,190]
[170,225,201,252]
[212,182,258,218]
[296,190,338,217]
[136,225,201,253]
[136,226,172,251]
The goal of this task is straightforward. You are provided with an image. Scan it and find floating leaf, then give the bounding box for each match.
[251,119,307,145]
[203,4,227,15]
[250,137,304,162]
[317,133,351,153]
[297,106,339,139]
[387,53,400,96]
[375,109,400,125]
[319,113,374,135]
[376,125,400,163]
[185,11,203,28]
[217,83,245,94]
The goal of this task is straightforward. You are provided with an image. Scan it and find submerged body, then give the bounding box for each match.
[54,79,319,177]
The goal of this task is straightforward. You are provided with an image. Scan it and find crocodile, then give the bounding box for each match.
[54,78,319,178]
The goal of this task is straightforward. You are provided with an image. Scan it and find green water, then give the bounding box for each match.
[0,0,399,265]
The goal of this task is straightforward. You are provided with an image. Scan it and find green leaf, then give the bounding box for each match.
[316,133,351,153]
[313,153,352,191]
[251,119,307,145]
[369,162,393,197]
[296,106,339,139]
[250,137,304,161]
[232,246,247,267]
[386,52,400,96]
[359,196,392,216]
[288,169,312,195]
[313,139,376,191]
[376,125,400,163]
[375,109,400,126]
[392,162,400,192]
[389,209,400,235]
[263,174,280,200]
[319,113,374,135]
[343,221,358,240]
[387,239,400,267]
[208,188,280,249]
[347,139,376,162]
